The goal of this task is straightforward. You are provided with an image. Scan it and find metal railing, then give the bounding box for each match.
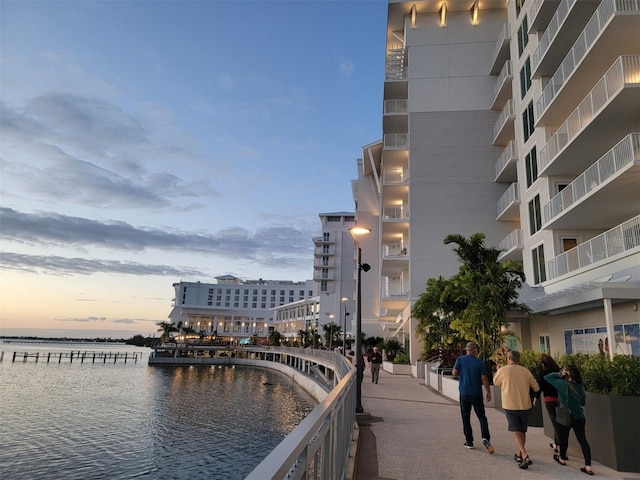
[547,215,640,280]
[383,168,408,184]
[493,99,515,142]
[543,133,640,223]
[384,99,408,114]
[497,229,523,257]
[539,55,640,172]
[384,133,409,149]
[382,204,408,220]
[497,182,520,218]
[245,348,357,480]
[495,140,518,180]
[531,0,576,73]
[489,23,511,70]
[536,1,640,117]
[493,60,513,101]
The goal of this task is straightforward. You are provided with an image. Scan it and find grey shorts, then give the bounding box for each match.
[505,409,529,432]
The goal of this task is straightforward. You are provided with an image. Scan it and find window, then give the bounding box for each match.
[564,323,640,356]
[515,0,525,17]
[519,57,531,98]
[539,335,550,354]
[320,281,328,292]
[323,232,330,241]
[528,194,542,234]
[322,245,329,253]
[532,244,546,284]
[562,238,577,252]
[525,147,537,187]
[522,101,535,142]
[517,16,529,57]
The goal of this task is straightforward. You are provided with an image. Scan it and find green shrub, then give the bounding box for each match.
[519,350,542,378]
[557,353,640,396]
[609,354,640,396]
[393,353,410,364]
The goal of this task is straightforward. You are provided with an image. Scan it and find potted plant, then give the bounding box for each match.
[383,338,401,362]
[549,353,640,472]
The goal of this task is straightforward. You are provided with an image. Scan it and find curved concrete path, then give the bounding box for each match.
[355,369,640,480]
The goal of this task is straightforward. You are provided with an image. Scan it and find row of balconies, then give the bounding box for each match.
[543,133,640,227]
[536,2,640,122]
[539,55,640,175]
[547,215,640,280]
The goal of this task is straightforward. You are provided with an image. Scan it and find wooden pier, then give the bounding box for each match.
[3,350,142,364]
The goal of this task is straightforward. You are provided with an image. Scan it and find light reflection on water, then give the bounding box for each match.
[0,344,316,479]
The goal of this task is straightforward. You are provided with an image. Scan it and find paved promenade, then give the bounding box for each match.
[354,369,640,480]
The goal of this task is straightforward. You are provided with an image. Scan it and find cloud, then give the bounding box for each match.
[0,96,222,209]
[339,58,355,77]
[0,251,206,277]
[55,316,157,326]
[0,208,316,273]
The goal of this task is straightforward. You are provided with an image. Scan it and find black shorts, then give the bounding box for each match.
[505,409,529,432]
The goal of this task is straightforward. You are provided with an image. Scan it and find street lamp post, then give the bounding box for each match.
[341,297,349,354]
[350,226,371,413]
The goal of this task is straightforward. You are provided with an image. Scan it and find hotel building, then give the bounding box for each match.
[354,0,640,361]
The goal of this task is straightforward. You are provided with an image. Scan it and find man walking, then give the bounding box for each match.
[493,350,540,469]
[452,341,494,453]
[369,346,383,384]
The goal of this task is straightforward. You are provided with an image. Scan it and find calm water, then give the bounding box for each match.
[0,342,316,480]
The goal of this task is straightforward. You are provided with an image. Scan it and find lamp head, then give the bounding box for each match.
[361,263,371,272]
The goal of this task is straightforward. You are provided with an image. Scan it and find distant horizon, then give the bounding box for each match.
[0,327,157,340]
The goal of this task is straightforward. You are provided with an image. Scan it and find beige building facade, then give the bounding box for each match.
[354,0,640,361]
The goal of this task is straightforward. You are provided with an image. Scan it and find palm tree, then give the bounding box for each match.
[413,233,531,364]
[268,330,283,346]
[322,322,341,350]
[156,321,178,343]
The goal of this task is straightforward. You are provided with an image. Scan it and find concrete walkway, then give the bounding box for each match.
[354,369,640,480]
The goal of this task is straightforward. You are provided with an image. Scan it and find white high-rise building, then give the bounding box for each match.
[354,0,640,361]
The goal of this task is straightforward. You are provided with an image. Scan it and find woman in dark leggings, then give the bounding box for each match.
[545,365,594,475]
[536,354,561,453]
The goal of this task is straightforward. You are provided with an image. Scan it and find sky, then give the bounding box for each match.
[0,0,388,338]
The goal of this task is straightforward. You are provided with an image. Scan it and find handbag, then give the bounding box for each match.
[555,403,571,427]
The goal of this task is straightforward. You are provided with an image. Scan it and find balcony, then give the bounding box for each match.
[384,99,407,114]
[493,99,515,146]
[497,229,524,262]
[313,259,334,268]
[384,133,409,149]
[536,1,640,124]
[542,133,640,230]
[491,60,513,110]
[496,182,520,221]
[539,55,640,176]
[386,47,407,81]
[312,236,334,245]
[531,0,599,78]
[382,243,408,259]
[489,23,511,75]
[495,141,518,183]
[382,205,408,221]
[546,215,640,280]
[381,276,410,313]
[528,0,562,33]
[383,168,408,184]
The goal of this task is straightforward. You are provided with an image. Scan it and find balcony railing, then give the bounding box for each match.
[497,182,520,218]
[489,23,511,74]
[493,99,515,144]
[536,1,640,117]
[381,278,409,297]
[383,243,408,257]
[386,47,407,81]
[383,168,409,184]
[539,55,640,172]
[492,60,513,105]
[543,133,640,223]
[384,99,408,114]
[497,229,523,259]
[384,133,409,149]
[382,205,408,220]
[547,215,640,280]
[531,0,576,74]
[495,140,518,180]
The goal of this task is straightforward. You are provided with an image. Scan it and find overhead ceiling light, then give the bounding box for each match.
[470,1,479,25]
[439,2,447,27]
[411,4,417,29]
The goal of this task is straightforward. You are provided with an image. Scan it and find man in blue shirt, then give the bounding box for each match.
[452,341,494,452]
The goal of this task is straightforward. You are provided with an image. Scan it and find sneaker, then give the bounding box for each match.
[482,438,494,454]
[464,442,474,449]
